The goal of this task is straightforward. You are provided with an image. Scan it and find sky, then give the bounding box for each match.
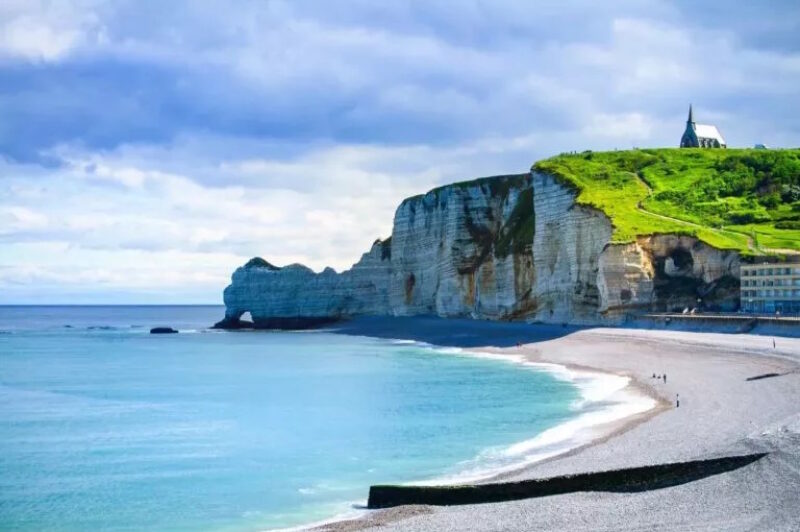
[1,1,799,304]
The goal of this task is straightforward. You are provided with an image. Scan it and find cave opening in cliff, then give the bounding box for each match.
[669,248,694,274]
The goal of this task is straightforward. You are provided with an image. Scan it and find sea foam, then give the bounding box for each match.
[409,344,657,485]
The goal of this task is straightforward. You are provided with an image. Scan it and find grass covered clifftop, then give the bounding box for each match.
[533,148,800,255]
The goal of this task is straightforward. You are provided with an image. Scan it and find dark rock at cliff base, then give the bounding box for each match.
[212,317,254,330]
[212,316,340,330]
[150,327,179,334]
[254,317,342,330]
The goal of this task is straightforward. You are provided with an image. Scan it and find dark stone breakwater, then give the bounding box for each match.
[367,453,767,509]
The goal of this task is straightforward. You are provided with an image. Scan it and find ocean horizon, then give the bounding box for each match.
[0,306,650,530]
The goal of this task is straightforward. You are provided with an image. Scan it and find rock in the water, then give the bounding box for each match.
[150,327,178,334]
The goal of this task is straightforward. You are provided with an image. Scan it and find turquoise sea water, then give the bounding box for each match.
[0,306,582,530]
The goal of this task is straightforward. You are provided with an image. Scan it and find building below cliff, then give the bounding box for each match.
[741,260,800,314]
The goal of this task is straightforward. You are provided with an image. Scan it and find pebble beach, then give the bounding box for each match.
[322,327,800,531]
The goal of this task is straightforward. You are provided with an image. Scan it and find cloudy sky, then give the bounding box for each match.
[1,1,799,303]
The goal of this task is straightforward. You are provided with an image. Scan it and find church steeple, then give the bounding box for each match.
[687,104,694,124]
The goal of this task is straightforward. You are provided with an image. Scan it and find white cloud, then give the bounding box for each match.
[582,112,655,141]
[0,206,49,233]
[0,0,105,61]
[0,132,552,302]
[1,1,799,302]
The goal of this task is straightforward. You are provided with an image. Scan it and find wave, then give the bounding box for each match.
[271,506,368,532]
[409,345,657,486]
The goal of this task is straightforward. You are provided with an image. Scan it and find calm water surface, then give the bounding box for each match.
[0,306,580,530]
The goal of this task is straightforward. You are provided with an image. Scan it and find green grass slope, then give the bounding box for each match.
[533,148,800,255]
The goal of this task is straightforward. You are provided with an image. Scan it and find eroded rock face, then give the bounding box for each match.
[531,175,742,323]
[220,240,392,326]
[597,236,741,317]
[219,174,536,326]
[389,175,535,319]
[531,171,612,324]
[219,169,745,328]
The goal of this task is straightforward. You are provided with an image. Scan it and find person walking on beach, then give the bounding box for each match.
[663,374,667,384]
[676,394,680,408]
[773,338,776,349]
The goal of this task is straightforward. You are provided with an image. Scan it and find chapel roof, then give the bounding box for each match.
[694,123,726,144]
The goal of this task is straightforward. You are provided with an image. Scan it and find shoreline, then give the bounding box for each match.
[475,357,670,485]
[316,324,800,531]
[421,347,664,486]
[308,339,667,531]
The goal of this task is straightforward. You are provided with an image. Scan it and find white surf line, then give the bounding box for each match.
[408,346,658,486]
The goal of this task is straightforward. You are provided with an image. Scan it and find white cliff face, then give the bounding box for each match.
[531,171,612,323]
[532,173,742,323]
[596,242,654,313]
[389,175,534,319]
[222,241,392,324]
[221,174,535,325]
[597,235,740,317]
[220,170,744,328]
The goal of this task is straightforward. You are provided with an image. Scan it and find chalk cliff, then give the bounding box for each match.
[218,174,536,327]
[531,172,741,323]
[388,175,534,319]
[218,170,742,328]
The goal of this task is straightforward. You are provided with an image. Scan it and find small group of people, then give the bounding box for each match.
[651,373,679,407]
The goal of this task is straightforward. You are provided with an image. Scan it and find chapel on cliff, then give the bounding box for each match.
[680,105,727,148]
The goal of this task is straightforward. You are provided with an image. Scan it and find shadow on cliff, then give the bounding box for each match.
[328,316,580,348]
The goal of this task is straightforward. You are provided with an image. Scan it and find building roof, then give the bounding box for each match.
[694,123,726,144]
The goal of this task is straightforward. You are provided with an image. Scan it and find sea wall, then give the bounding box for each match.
[367,453,767,509]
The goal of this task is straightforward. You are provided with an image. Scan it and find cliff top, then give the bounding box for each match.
[401,173,529,205]
[533,148,800,255]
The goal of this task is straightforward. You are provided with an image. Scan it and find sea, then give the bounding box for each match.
[0,306,650,530]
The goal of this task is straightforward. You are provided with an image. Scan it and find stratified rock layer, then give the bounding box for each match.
[219,170,744,328]
[220,240,392,325]
[530,171,612,323]
[220,174,536,326]
[389,175,534,319]
[530,172,741,322]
